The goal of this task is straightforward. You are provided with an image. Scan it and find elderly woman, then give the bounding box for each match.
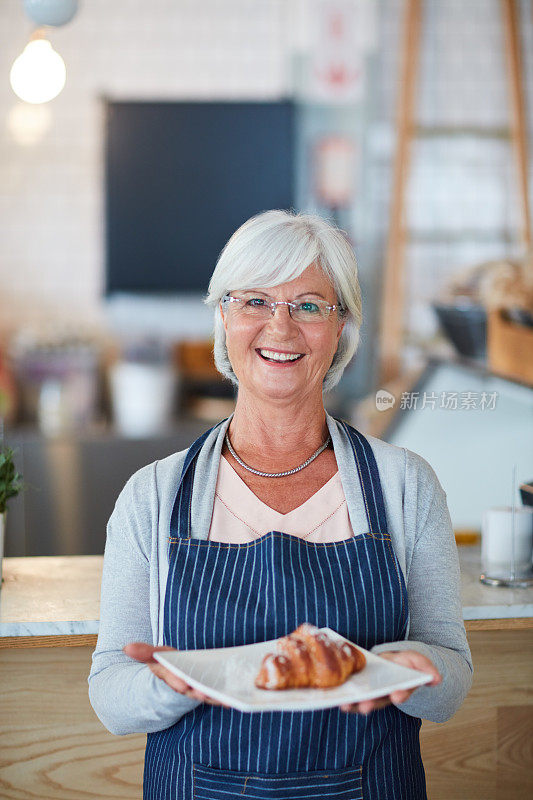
[89,210,472,800]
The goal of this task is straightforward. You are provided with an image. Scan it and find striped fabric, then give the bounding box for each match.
[192,763,363,799]
[144,418,427,799]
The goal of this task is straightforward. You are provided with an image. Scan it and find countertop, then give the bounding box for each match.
[458,546,533,620]
[1,547,532,639]
[0,556,101,637]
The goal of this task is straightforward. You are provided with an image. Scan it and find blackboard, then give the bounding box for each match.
[105,101,295,294]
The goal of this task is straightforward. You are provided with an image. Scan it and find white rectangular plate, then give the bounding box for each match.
[154,628,433,712]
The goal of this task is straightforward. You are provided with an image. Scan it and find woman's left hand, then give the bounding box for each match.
[339,650,442,715]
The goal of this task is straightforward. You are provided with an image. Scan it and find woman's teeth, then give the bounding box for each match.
[259,349,303,362]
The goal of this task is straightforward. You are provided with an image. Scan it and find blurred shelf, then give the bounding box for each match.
[4,418,211,444]
[413,125,511,139]
[403,230,517,243]
[3,418,213,558]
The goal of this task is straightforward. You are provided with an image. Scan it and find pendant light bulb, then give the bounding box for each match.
[10,36,66,104]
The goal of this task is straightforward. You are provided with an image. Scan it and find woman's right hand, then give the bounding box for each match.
[123,642,232,708]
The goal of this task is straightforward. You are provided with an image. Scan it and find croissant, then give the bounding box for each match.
[254,623,366,690]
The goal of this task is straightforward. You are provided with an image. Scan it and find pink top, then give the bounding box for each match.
[208,456,354,543]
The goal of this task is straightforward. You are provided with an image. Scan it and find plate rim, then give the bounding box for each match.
[153,628,434,712]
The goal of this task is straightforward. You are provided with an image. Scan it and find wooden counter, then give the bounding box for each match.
[1,551,532,799]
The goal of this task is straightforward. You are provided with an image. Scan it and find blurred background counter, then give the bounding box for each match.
[3,420,208,557]
[1,548,532,640]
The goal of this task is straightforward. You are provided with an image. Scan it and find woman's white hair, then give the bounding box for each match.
[204,209,363,392]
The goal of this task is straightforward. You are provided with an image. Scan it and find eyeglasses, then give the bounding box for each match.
[221,292,344,324]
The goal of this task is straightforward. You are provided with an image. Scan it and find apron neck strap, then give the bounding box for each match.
[335,418,388,535]
[170,418,227,538]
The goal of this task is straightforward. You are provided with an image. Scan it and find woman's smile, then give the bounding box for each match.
[256,347,306,364]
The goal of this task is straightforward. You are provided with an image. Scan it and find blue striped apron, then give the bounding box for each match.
[144,418,427,799]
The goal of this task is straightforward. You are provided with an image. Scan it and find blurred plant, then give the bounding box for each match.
[0,446,24,515]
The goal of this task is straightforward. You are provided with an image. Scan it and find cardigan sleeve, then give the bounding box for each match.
[88,464,200,735]
[371,450,473,723]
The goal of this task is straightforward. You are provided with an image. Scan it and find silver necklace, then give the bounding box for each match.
[225,432,331,478]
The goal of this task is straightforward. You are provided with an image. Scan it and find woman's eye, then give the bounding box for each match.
[299,301,320,313]
[246,297,267,307]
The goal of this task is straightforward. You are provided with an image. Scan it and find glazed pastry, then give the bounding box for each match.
[254,623,366,690]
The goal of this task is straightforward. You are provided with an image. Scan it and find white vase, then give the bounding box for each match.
[109,362,177,438]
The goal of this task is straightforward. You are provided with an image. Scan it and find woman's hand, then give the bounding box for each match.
[123,642,232,708]
[340,650,442,715]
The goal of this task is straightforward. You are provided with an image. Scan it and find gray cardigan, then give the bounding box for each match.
[88,413,472,735]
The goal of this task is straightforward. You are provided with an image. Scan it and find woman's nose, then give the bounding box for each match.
[266,303,299,333]
[270,300,295,325]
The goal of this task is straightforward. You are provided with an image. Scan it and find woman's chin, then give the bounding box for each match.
[244,376,312,404]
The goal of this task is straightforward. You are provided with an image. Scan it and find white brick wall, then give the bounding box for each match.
[0,0,288,337]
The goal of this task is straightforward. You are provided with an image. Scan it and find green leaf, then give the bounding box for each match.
[0,446,24,510]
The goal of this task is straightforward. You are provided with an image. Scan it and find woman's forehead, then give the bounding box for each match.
[243,263,335,295]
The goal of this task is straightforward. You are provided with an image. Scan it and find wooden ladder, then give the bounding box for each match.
[378,0,532,386]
